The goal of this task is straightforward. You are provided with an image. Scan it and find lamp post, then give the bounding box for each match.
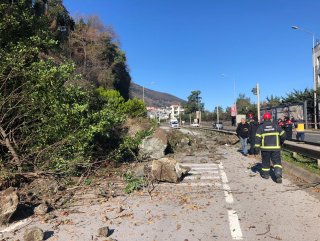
[292,25,317,129]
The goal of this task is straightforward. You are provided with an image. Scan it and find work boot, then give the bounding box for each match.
[275,177,282,184]
[261,172,270,179]
[274,166,282,184]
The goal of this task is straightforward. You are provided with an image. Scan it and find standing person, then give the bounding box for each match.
[236,118,250,156]
[255,112,286,183]
[248,117,260,157]
[295,119,305,141]
[283,117,293,140]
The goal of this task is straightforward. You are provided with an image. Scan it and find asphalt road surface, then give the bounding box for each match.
[2,128,320,241]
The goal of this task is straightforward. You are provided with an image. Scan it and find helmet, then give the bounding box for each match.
[263,112,271,120]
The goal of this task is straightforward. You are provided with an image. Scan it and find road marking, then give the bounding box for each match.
[161,182,222,187]
[189,171,219,175]
[181,163,219,167]
[228,210,243,240]
[184,175,220,180]
[219,164,234,204]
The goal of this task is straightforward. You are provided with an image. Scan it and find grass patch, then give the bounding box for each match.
[282,150,320,176]
[123,171,146,194]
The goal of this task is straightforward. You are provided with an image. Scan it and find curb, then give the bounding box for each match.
[283,160,320,184]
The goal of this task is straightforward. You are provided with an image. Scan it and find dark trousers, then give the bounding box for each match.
[249,141,259,155]
[261,151,282,177]
[296,132,305,141]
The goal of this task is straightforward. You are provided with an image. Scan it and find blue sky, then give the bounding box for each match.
[63,0,320,111]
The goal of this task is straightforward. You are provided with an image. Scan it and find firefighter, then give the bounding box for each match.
[283,116,293,140]
[255,112,286,183]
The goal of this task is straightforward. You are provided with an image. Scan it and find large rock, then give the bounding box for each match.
[23,227,44,241]
[151,158,190,183]
[139,136,166,160]
[0,187,19,225]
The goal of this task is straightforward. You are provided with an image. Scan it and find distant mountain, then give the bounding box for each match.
[130,82,186,107]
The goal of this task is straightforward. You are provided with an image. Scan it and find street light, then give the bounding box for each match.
[292,25,317,129]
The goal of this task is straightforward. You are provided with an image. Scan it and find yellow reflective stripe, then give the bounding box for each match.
[254,144,261,147]
[274,165,282,169]
[261,132,279,137]
[280,130,285,136]
[262,168,270,171]
[256,134,262,137]
[261,146,281,149]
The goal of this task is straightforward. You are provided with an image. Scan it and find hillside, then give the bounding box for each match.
[130,82,186,107]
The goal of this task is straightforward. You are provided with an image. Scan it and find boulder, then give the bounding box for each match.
[151,158,190,183]
[34,203,49,216]
[0,187,19,225]
[23,227,44,241]
[139,136,166,160]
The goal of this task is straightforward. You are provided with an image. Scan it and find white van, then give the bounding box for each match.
[170,120,180,128]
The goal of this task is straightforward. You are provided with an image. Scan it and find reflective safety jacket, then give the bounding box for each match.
[255,121,286,151]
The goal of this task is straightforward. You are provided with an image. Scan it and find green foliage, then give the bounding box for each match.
[183,90,204,114]
[123,171,146,194]
[115,129,153,162]
[0,0,147,177]
[97,87,147,118]
[282,150,320,175]
[122,98,147,118]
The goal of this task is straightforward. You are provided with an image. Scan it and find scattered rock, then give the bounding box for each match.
[139,136,166,160]
[151,158,190,183]
[34,203,49,216]
[98,226,110,237]
[116,206,124,214]
[23,227,44,241]
[133,165,146,178]
[0,187,19,225]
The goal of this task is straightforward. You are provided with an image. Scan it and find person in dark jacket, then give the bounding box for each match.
[283,116,293,140]
[248,117,260,157]
[255,112,286,183]
[236,118,250,156]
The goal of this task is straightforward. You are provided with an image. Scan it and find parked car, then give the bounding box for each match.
[213,122,223,129]
[170,120,180,128]
[191,123,199,127]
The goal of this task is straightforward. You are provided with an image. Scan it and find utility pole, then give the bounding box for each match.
[252,83,261,122]
[216,106,220,129]
[257,83,261,123]
[142,86,144,102]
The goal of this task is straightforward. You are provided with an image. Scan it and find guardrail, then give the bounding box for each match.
[186,126,320,162]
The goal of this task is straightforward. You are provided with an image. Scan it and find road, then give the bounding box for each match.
[2,128,320,241]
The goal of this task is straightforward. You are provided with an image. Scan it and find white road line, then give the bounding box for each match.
[161,182,222,187]
[219,164,234,204]
[228,210,243,240]
[184,175,220,180]
[181,163,219,167]
[189,171,219,175]
[190,167,219,171]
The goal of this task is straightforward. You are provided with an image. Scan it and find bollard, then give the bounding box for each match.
[317,159,320,167]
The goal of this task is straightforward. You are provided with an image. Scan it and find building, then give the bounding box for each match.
[170,105,184,119]
[313,40,320,88]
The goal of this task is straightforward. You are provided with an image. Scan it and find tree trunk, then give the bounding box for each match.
[0,126,20,167]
